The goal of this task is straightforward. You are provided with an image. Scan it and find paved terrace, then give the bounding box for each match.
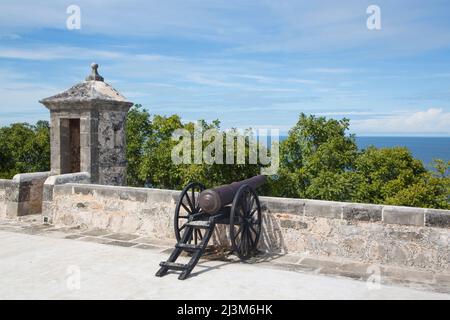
[0,216,449,300]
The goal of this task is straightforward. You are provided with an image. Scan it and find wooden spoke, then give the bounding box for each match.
[250,196,255,211]
[174,182,206,242]
[239,205,245,217]
[185,192,194,212]
[239,227,246,251]
[248,194,253,212]
[248,223,258,236]
[191,189,196,209]
[247,228,254,248]
[230,184,262,260]
[245,227,251,253]
[234,226,243,240]
[181,202,192,214]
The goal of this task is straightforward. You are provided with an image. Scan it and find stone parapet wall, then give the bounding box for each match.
[14,172,52,217]
[260,197,450,228]
[0,179,15,218]
[0,172,51,218]
[262,198,449,273]
[46,183,449,272]
[42,172,91,224]
[48,183,178,237]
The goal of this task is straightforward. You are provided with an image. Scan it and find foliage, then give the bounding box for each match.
[382,159,450,209]
[126,105,262,189]
[270,113,358,201]
[0,121,50,179]
[126,104,152,187]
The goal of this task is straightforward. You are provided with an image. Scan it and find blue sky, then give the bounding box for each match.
[0,0,450,136]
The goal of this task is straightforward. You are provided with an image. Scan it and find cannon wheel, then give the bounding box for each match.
[229,184,262,260]
[174,182,206,243]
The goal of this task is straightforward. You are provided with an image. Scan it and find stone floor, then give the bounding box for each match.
[0,216,449,299]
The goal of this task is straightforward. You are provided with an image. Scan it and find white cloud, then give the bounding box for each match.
[351,108,450,135]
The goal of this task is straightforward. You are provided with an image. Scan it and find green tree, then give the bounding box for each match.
[269,113,358,201]
[126,106,263,190]
[140,114,186,189]
[0,121,50,178]
[380,159,450,209]
[126,104,152,187]
[180,126,262,189]
[352,146,426,204]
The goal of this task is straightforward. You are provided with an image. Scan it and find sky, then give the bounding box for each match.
[0,0,450,136]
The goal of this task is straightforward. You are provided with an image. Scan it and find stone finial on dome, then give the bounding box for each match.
[85,63,104,82]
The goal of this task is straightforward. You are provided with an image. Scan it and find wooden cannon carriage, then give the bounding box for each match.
[156,175,266,280]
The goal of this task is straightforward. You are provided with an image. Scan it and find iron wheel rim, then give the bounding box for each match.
[174,182,206,244]
[229,184,262,260]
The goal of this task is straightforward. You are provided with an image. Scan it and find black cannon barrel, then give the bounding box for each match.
[198,175,266,214]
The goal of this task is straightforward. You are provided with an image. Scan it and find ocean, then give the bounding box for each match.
[356,137,450,166]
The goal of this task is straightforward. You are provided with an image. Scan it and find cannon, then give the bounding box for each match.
[156,175,267,280]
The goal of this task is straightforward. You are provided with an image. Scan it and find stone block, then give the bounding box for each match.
[6,202,19,218]
[299,257,342,270]
[65,234,84,240]
[80,133,90,148]
[434,274,450,288]
[279,219,308,230]
[381,265,435,284]
[0,179,12,189]
[80,148,91,169]
[5,182,19,202]
[171,191,182,203]
[147,189,177,203]
[92,186,118,198]
[98,166,127,186]
[72,185,93,196]
[103,233,140,241]
[80,229,111,237]
[79,237,112,244]
[425,209,450,228]
[118,189,148,202]
[263,197,305,215]
[304,200,342,219]
[43,185,53,202]
[107,241,138,247]
[135,244,160,250]
[18,182,32,202]
[342,203,382,222]
[80,118,91,133]
[55,184,74,195]
[383,206,425,226]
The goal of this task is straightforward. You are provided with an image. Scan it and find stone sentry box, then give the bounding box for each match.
[40,64,133,186]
